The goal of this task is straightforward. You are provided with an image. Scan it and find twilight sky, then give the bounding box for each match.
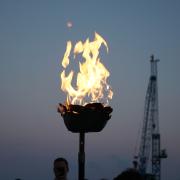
[0,0,180,180]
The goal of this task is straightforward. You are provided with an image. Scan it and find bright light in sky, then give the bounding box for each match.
[67,21,73,28]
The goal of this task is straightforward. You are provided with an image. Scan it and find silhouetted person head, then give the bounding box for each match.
[53,157,69,180]
[114,168,143,180]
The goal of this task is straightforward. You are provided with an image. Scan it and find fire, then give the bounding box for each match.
[60,32,113,105]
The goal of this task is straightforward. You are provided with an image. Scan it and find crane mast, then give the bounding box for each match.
[135,55,167,180]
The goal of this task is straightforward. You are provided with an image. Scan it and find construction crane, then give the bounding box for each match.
[133,55,167,180]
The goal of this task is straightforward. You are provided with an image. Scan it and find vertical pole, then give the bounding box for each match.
[78,132,85,180]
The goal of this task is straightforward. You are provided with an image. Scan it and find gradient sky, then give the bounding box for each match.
[0,0,180,180]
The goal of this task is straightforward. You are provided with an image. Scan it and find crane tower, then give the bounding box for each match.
[134,55,167,180]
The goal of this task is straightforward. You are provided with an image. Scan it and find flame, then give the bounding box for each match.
[60,32,113,105]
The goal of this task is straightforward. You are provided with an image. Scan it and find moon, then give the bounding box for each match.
[67,21,73,28]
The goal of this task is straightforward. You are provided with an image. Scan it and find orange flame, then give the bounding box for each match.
[60,32,113,105]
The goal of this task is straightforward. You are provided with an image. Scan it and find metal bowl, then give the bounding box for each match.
[58,103,113,133]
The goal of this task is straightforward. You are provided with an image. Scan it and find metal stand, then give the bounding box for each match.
[59,103,112,180]
[78,132,85,180]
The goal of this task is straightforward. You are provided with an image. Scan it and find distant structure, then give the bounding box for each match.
[133,55,167,180]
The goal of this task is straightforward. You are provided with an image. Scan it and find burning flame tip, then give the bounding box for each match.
[60,32,113,105]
